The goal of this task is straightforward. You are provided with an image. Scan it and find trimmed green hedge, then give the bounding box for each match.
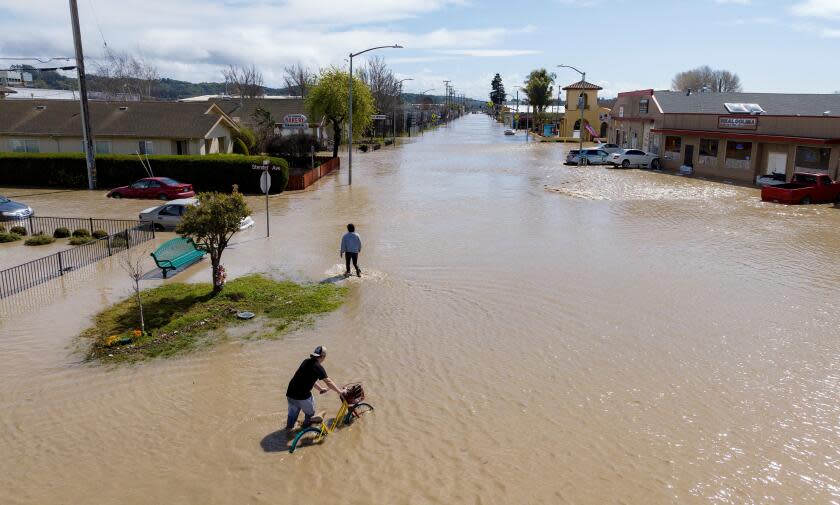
[0,153,289,194]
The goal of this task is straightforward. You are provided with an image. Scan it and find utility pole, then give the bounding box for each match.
[69,0,96,189]
[443,80,450,124]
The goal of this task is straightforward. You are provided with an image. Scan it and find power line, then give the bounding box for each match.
[0,66,77,72]
[0,57,73,63]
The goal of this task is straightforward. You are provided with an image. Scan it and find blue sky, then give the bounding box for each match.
[0,0,838,99]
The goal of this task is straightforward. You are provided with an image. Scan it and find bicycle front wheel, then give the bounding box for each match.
[289,427,323,454]
[344,403,374,425]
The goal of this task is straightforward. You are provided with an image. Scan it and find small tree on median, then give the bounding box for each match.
[120,247,147,334]
[176,192,251,294]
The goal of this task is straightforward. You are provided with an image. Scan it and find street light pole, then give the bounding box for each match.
[394,78,413,144]
[348,44,403,186]
[558,64,587,156]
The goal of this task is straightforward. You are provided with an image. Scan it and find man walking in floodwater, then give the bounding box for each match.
[285,346,344,433]
[340,223,362,277]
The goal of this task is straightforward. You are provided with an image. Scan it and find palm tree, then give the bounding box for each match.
[523,69,556,133]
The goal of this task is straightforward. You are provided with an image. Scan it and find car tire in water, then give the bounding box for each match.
[157,194,168,200]
[153,224,165,232]
[650,159,661,170]
[801,196,812,205]
[622,160,630,168]
[288,427,323,454]
[111,193,122,199]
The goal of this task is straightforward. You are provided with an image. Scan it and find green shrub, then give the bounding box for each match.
[0,225,5,233]
[232,138,249,155]
[110,235,128,248]
[9,225,26,236]
[69,235,95,245]
[53,227,71,238]
[92,229,108,239]
[231,126,257,153]
[0,232,21,243]
[24,234,56,246]
[0,153,289,194]
[72,228,91,238]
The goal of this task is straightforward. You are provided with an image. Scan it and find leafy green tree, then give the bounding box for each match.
[177,192,251,294]
[490,74,506,111]
[306,67,375,158]
[523,69,556,130]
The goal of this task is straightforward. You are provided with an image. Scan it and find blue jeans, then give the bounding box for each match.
[286,395,316,430]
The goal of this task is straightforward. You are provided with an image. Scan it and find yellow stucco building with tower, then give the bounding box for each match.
[559,80,612,142]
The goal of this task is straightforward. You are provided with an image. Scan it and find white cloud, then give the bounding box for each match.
[437,49,542,57]
[791,0,840,18]
[0,0,531,97]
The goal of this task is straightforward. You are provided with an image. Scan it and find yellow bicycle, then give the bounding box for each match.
[289,383,373,454]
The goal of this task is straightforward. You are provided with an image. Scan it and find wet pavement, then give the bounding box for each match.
[2,115,840,504]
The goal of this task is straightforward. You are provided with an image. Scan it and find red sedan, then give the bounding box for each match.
[107,177,195,200]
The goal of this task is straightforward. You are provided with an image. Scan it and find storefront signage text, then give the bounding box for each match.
[283,114,307,128]
[718,116,758,130]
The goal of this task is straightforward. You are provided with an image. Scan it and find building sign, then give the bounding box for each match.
[283,114,307,128]
[718,116,758,130]
[371,114,387,120]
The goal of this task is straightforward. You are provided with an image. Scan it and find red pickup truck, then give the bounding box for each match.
[760,173,840,205]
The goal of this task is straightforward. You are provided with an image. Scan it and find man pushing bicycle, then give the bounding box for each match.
[285,346,345,434]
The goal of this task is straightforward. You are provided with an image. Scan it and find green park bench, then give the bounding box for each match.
[150,237,205,278]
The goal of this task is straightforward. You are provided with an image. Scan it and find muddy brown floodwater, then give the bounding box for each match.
[2,115,840,504]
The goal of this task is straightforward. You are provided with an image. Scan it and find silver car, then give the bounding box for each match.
[566,148,611,166]
[0,195,33,221]
[140,198,255,231]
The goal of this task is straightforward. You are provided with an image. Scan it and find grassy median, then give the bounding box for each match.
[83,274,347,363]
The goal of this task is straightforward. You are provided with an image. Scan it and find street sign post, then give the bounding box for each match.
[252,159,282,237]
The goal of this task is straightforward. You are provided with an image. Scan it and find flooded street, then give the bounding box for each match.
[2,114,840,504]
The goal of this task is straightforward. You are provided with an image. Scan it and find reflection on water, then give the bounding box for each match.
[2,115,840,504]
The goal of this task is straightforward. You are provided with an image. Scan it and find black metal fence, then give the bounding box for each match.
[8,216,145,238]
[0,223,155,299]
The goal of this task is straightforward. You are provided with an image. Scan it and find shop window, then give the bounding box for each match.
[725,141,752,169]
[139,140,154,155]
[639,99,649,114]
[649,135,661,155]
[795,146,830,173]
[699,139,719,157]
[665,136,681,154]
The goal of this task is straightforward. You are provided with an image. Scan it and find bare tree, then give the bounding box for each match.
[358,56,400,114]
[120,247,147,335]
[672,66,742,93]
[222,64,265,99]
[93,47,160,99]
[282,62,317,97]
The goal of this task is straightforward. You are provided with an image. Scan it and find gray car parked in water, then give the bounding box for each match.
[565,148,612,166]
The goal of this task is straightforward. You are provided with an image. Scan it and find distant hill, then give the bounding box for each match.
[9,65,287,100]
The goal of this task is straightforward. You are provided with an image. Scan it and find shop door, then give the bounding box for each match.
[684,145,694,167]
[765,152,787,176]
